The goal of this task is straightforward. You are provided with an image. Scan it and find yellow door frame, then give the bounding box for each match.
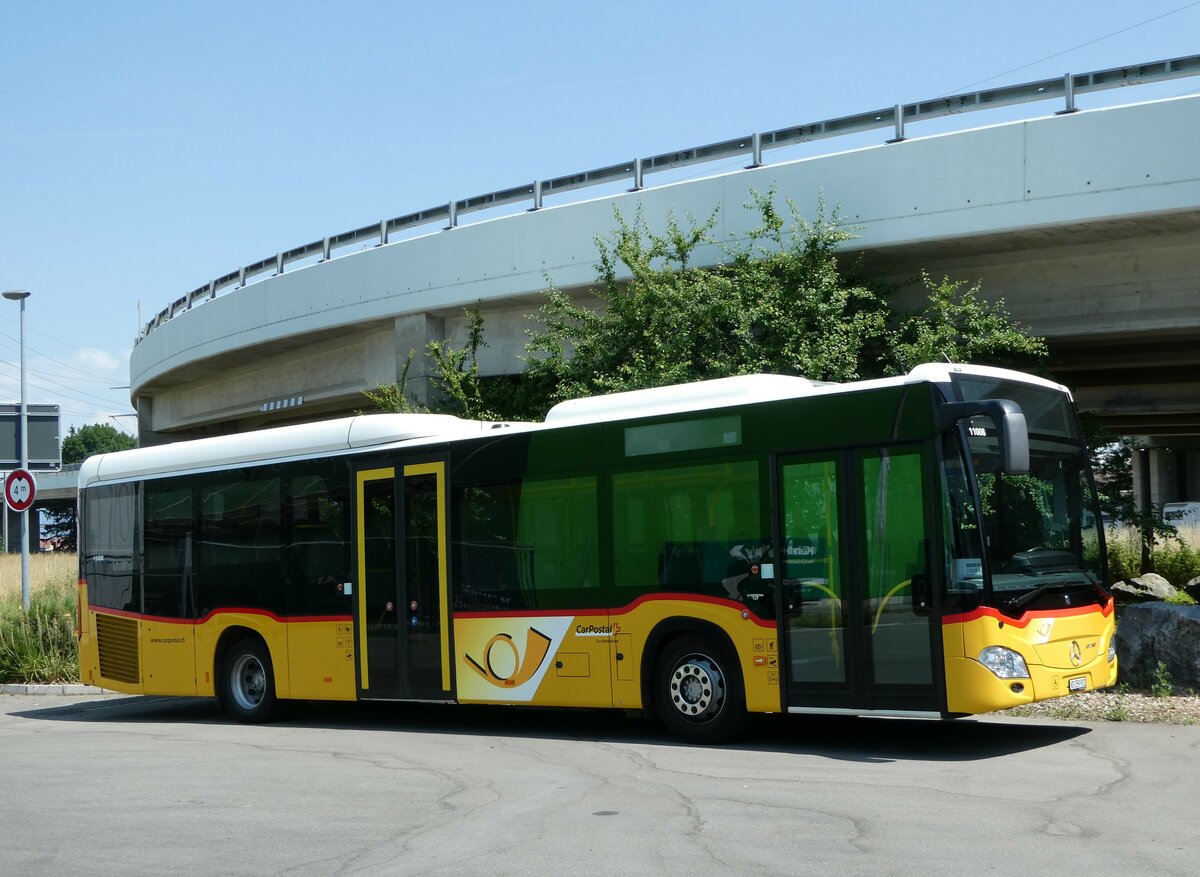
[402,460,452,694]
[355,467,394,692]
[355,462,451,695]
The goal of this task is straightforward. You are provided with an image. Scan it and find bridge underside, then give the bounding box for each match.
[1053,329,1200,436]
[864,211,1200,440]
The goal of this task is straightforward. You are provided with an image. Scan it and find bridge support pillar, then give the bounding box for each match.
[1133,446,1183,514]
[135,394,178,448]
[393,313,446,408]
[1134,447,1150,516]
[1150,448,1177,510]
[1186,450,1200,502]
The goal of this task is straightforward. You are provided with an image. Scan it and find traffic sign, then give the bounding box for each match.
[5,468,36,512]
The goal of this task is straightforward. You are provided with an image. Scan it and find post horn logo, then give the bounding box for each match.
[465,627,552,688]
[1069,640,1083,667]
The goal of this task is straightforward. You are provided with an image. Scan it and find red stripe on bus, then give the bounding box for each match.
[86,605,352,625]
[455,607,609,619]
[942,597,1114,629]
[457,592,775,629]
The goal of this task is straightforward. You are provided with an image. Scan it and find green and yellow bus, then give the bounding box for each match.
[78,363,1116,743]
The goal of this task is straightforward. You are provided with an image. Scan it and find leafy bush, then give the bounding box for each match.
[1105,537,1140,583]
[1150,661,1174,698]
[1154,541,1200,588]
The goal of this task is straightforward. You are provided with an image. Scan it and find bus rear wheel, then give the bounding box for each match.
[654,634,746,744]
[220,637,279,724]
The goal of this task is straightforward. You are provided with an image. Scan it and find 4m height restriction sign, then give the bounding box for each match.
[5,468,36,512]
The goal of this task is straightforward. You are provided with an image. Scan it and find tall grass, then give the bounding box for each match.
[1106,522,1200,586]
[0,552,79,684]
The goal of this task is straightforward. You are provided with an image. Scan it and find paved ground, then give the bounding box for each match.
[1,694,1197,876]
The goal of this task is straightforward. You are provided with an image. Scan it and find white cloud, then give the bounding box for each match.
[75,347,128,377]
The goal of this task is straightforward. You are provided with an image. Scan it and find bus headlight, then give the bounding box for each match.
[978,646,1030,679]
[1108,643,1116,663]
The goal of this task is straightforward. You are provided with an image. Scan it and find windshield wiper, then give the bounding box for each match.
[1008,576,1108,611]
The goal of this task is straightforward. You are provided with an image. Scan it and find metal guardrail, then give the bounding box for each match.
[139,53,1200,343]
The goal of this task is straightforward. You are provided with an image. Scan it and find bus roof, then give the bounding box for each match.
[79,363,1069,488]
[78,413,491,488]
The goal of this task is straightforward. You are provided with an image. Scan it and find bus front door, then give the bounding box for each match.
[777,447,940,715]
[354,461,453,702]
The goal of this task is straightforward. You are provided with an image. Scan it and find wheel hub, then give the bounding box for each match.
[669,656,725,719]
[232,655,266,709]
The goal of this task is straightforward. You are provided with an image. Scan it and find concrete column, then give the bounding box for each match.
[135,395,168,447]
[1184,449,1200,502]
[136,395,156,448]
[1147,447,1178,510]
[1133,448,1152,515]
[393,314,446,408]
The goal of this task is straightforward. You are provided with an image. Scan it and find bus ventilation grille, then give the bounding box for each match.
[96,614,140,685]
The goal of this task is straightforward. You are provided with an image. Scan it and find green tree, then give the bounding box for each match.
[60,423,136,465]
[425,307,500,421]
[523,193,892,411]
[889,272,1047,373]
[1080,415,1133,521]
[362,351,425,414]
[46,424,137,551]
[363,308,549,421]
[366,189,1047,422]
[1077,417,1181,576]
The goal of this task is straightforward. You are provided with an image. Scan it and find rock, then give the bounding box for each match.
[1115,602,1200,689]
[1111,572,1178,604]
[1185,576,1200,602]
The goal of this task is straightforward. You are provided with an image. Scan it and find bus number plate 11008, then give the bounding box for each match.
[1068,676,1087,692]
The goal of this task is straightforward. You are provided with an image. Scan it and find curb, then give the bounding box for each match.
[1,684,114,696]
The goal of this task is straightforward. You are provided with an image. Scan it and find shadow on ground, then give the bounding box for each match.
[10,693,1089,763]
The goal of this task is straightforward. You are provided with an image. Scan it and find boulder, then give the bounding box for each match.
[1115,602,1200,689]
[1184,576,1200,602]
[1111,572,1178,604]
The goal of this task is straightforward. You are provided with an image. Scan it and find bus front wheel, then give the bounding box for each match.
[654,634,746,744]
[220,637,279,724]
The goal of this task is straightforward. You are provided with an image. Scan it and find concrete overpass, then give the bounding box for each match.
[130,59,1200,508]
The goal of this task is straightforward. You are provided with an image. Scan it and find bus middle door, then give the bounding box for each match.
[354,460,453,702]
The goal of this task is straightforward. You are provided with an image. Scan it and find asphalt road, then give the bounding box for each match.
[1,694,1196,876]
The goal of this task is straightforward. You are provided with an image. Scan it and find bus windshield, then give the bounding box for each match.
[947,374,1107,616]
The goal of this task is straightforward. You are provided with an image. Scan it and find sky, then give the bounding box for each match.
[3,0,1200,438]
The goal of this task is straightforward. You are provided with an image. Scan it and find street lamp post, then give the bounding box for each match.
[3,289,31,613]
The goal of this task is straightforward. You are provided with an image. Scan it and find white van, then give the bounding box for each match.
[1163,502,1200,525]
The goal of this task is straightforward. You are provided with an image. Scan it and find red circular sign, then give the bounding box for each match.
[5,469,36,512]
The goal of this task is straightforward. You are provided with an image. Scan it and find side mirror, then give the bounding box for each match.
[938,399,1029,474]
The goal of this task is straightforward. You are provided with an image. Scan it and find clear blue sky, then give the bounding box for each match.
[3,0,1199,435]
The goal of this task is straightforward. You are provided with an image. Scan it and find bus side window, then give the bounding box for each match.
[83,483,138,612]
[287,468,351,616]
[143,484,193,618]
[611,459,768,613]
[196,476,282,615]
[454,476,599,612]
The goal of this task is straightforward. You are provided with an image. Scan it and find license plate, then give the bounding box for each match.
[1068,676,1087,692]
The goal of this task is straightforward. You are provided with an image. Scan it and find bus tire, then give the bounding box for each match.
[654,634,746,744]
[220,637,279,724]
